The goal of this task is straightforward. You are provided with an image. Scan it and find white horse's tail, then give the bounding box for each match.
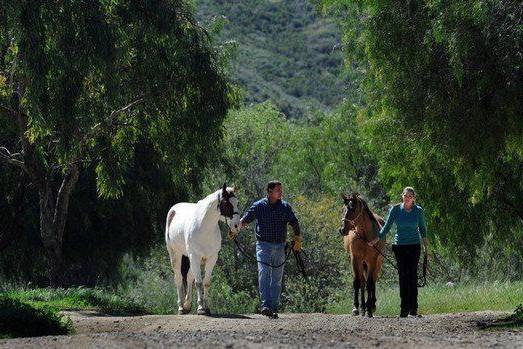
[166,208,190,293]
[181,255,190,292]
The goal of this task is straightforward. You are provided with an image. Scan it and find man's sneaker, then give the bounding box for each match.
[261,307,273,317]
[270,312,279,319]
[409,312,422,318]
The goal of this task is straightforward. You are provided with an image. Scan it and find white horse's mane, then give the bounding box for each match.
[198,188,235,211]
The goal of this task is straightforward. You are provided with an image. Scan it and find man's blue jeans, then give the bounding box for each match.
[256,241,286,312]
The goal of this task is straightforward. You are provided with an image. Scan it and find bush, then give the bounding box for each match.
[0,294,73,338]
[6,287,146,316]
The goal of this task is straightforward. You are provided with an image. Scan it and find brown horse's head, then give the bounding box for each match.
[339,192,363,235]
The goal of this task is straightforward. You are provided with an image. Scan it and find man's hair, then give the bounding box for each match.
[267,180,282,193]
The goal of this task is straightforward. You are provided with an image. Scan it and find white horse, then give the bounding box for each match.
[165,183,240,315]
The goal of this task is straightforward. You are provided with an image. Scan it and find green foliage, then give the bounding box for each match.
[203,101,385,202]
[7,287,146,316]
[115,247,179,315]
[1,0,233,197]
[328,281,523,316]
[196,0,350,118]
[322,0,523,268]
[0,294,74,338]
[207,266,259,314]
[505,304,523,326]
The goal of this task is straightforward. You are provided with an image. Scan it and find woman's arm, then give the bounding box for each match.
[378,205,397,240]
[369,205,396,246]
[419,208,428,255]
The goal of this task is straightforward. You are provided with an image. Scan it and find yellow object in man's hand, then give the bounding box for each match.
[292,235,303,252]
[228,230,239,241]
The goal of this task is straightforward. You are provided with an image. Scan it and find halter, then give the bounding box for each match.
[217,192,239,219]
[342,197,365,230]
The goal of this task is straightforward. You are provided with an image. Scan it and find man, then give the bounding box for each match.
[233,180,302,319]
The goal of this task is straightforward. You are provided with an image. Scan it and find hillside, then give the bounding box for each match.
[196,0,349,118]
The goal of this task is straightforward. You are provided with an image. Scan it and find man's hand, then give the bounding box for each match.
[292,235,303,252]
[228,229,239,240]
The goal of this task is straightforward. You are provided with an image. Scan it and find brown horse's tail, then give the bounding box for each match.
[181,255,190,292]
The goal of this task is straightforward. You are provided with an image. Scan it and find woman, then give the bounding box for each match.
[369,186,428,317]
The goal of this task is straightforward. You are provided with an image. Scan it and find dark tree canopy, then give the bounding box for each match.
[0,0,235,284]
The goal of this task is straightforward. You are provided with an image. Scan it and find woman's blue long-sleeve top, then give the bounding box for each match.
[378,203,427,245]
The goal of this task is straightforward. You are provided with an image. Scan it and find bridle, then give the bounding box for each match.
[341,197,365,233]
[217,192,239,219]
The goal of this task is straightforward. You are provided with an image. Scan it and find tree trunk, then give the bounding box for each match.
[38,165,79,286]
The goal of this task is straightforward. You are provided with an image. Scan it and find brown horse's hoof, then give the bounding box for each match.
[197,307,211,316]
[178,308,190,315]
[352,308,359,316]
[367,312,373,318]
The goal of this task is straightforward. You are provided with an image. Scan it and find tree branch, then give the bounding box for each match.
[53,164,80,243]
[109,97,144,123]
[77,97,144,151]
[0,146,26,171]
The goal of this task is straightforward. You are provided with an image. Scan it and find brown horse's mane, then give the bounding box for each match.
[355,195,382,229]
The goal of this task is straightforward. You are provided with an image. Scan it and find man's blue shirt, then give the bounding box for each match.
[242,198,298,243]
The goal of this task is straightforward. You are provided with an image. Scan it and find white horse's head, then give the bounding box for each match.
[218,183,240,234]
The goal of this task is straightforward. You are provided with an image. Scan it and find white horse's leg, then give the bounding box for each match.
[167,248,186,314]
[183,269,195,312]
[202,254,218,314]
[189,253,206,315]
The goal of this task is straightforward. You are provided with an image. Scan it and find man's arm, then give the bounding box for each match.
[239,201,258,229]
[290,221,301,236]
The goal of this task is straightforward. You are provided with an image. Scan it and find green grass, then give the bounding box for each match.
[6,287,147,316]
[0,294,74,339]
[327,281,523,316]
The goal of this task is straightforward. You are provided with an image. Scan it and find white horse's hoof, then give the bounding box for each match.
[197,307,207,315]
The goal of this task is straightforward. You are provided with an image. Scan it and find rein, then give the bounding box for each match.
[352,231,427,288]
[223,217,307,278]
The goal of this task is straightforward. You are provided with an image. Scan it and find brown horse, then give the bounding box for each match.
[339,193,385,317]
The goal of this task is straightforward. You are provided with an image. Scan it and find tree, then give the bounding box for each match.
[322,0,523,265]
[0,0,233,285]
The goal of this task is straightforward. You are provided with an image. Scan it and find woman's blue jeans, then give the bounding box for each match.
[256,241,286,312]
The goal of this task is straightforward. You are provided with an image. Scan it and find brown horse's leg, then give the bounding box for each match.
[360,262,367,316]
[367,256,383,317]
[351,256,362,316]
[366,272,375,318]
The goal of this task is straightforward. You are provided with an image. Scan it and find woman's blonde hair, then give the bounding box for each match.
[402,186,416,198]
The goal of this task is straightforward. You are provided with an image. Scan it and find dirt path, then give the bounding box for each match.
[0,311,521,348]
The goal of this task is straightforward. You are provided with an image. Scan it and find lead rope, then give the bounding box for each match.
[352,230,427,288]
[224,217,307,276]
